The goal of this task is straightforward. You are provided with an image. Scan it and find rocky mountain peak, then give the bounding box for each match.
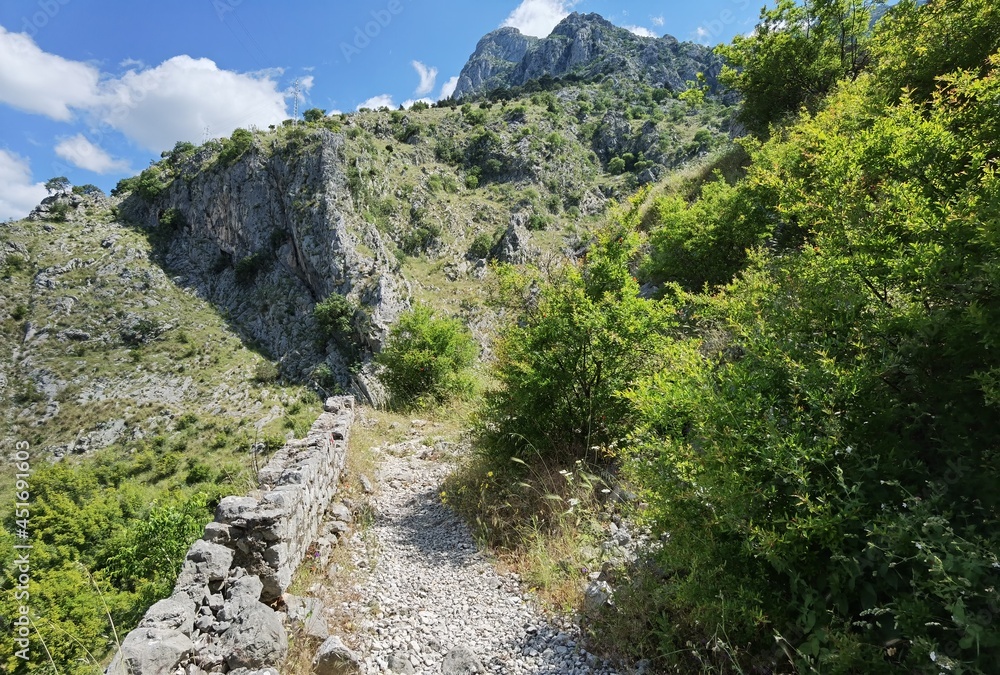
[453,11,726,100]
[549,11,619,38]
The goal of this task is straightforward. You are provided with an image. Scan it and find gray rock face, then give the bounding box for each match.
[453,27,538,98]
[187,539,234,582]
[454,12,727,100]
[223,575,265,618]
[387,652,416,674]
[492,214,537,265]
[583,580,613,613]
[222,602,289,670]
[106,627,194,675]
[284,594,329,640]
[312,635,362,675]
[137,597,196,636]
[118,132,408,396]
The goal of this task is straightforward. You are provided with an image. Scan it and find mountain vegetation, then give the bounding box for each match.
[3,0,999,672]
[452,1,1000,673]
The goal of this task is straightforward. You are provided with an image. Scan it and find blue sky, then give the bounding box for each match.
[0,0,761,219]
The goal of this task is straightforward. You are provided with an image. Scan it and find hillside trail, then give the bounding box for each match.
[340,418,624,675]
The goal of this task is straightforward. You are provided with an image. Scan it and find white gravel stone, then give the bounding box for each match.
[346,444,620,674]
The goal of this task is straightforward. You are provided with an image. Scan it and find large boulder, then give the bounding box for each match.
[105,628,194,675]
[221,602,288,670]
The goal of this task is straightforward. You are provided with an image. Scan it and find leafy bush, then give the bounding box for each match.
[640,178,772,291]
[47,200,70,222]
[253,361,280,383]
[106,494,210,595]
[526,212,552,231]
[234,251,271,285]
[314,293,361,354]
[376,304,477,408]
[477,210,673,464]
[159,207,187,230]
[401,221,442,255]
[468,228,504,259]
[622,25,1000,672]
[718,0,873,135]
[217,127,254,165]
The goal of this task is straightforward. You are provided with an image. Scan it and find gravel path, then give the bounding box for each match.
[349,442,621,675]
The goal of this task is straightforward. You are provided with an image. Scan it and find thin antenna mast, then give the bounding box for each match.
[292,79,300,125]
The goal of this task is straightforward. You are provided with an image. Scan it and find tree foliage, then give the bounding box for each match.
[622,7,1000,670]
[477,197,674,463]
[376,304,477,408]
[718,0,875,136]
[44,176,70,195]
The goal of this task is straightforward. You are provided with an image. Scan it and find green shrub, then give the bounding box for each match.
[253,361,280,383]
[401,221,442,255]
[376,304,477,408]
[47,200,70,222]
[621,30,1000,671]
[314,293,361,354]
[159,207,187,230]
[105,494,211,595]
[218,127,254,165]
[526,212,552,231]
[185,460,215,485]
[468,228,503,259]
[234,251,270,285]
[477,213,673,463]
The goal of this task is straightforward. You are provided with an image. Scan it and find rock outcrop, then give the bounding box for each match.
[454,13,727,99]
[107,396,355,675]
[119,133,409,397]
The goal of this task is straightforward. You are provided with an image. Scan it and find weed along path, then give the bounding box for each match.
[344,420,621,675]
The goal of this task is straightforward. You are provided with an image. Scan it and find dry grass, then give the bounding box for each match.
[443,452,611,613]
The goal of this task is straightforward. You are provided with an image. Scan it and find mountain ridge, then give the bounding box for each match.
[454,12,727,100]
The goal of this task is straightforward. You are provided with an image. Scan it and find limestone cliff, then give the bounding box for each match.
[119,129,409,402]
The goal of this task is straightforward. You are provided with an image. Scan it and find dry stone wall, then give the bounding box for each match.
[107,396,355,675]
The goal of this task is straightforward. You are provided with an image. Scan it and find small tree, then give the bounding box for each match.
[303,108,326,123]
[376,304,477,408]
[44,176,70,195]
[717,0,873,136]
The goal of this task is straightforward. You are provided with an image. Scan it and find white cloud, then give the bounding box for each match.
[651,15,665,27]
[54,134,131,174]
[357,94,395,110]
[96,56,290,151]
[626,25,657,38]
[411,61,438,96]
[438,76,459,101]
[0,150,47,221]
[501,0,577,38]
[401,98,433,109]
[0,30,292,153]
[0,25,100,121]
